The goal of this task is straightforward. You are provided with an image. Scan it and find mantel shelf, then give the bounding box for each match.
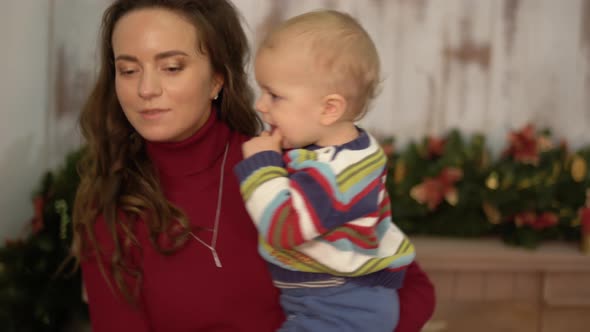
[415,237,590,332]
[413,236,590,273]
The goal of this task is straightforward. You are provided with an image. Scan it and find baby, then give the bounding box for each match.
[234,10,415,331]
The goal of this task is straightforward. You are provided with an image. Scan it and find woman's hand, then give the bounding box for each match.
[242,129,283,158]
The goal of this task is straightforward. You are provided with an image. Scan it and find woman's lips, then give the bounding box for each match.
[139,108,170,120]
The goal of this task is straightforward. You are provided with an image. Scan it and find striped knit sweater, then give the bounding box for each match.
[234,129,415,289]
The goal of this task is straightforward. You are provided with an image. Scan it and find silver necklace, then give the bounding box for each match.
[188,142,229,268]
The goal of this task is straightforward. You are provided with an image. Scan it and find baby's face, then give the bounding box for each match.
[253,46,327,149]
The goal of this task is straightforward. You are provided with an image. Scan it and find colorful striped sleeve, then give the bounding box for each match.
[234,148,385,250]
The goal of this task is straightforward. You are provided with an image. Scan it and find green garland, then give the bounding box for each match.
[0,124,589,330]
[385,124,590,249]
[0,150,87,332]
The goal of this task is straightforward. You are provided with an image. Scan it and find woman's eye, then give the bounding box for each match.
[118,69,137,76]
[164,66,183,73]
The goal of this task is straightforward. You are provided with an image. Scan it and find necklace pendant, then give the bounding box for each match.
[188,142,228,269]
[211,249,222,268]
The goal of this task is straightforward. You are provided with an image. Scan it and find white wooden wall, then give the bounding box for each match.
[45,0,110,169]
[235,0,590,150]
[45,0,590,155]
[0,1,51,238]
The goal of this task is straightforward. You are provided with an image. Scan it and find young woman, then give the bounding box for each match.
[72,1,435,331]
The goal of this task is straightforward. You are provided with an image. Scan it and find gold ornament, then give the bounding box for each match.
[486,172,499,190]
[394,160,406,184]
[445,190,459,206]
[571,155,587,182]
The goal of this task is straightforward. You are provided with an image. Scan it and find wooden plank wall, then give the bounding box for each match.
[235,0,590,151]
[47,0,590,163]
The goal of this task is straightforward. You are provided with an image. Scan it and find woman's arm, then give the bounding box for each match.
[80,215,151,332]
[395,261,436,332]
[81,258,151,332]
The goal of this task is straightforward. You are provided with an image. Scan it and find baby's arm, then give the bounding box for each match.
[235,149,371,250]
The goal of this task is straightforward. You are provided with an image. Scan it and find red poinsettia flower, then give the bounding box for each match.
[514,211,558,230]
[410,178,443,210]
[503,124,539,165]
[410,167,463,210]
[427,136,446,159]
[534,212,559,230]
[513,211,536,228]
[579,207,590,235]
[31,196,45,234]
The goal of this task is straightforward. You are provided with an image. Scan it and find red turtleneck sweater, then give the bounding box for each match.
[81,110,434,332]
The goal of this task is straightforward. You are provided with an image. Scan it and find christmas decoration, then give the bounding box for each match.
[0,149,87,332]
[481,125,590,248]
[383,124,590,249]
[409,167,463,210]
[387,130,493,237]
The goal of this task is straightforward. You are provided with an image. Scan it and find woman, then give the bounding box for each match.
[72,1,435,331]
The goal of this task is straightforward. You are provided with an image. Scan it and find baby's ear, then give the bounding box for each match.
[320,94,347,126]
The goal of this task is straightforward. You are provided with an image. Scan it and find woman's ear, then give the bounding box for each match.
[320,94,347,126]
[211,74,224,100]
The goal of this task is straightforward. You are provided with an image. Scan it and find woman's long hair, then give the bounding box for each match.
[72,0,261,302]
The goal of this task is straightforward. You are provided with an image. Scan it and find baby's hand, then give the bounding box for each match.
[242,129,283,158]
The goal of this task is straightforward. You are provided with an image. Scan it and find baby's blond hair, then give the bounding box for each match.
[260,10,381,120]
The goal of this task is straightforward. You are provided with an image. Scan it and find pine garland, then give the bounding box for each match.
[0,149,87,331]
[384,124,590,249]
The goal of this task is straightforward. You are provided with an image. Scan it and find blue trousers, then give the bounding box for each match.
[278,283,399,332]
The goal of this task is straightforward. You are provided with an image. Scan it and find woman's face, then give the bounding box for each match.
[112,8,223,142]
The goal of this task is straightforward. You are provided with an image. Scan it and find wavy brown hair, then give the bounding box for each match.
[72,0,261,303]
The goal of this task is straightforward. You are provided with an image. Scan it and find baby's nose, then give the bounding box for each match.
[255,97,267,113]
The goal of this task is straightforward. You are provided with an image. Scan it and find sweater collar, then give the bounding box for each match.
[305,127,368,151]
[146,108,230,177]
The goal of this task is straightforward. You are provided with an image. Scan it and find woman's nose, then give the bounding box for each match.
[138,70,162,99]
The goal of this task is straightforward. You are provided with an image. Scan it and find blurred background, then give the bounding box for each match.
[0,0,589,331]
